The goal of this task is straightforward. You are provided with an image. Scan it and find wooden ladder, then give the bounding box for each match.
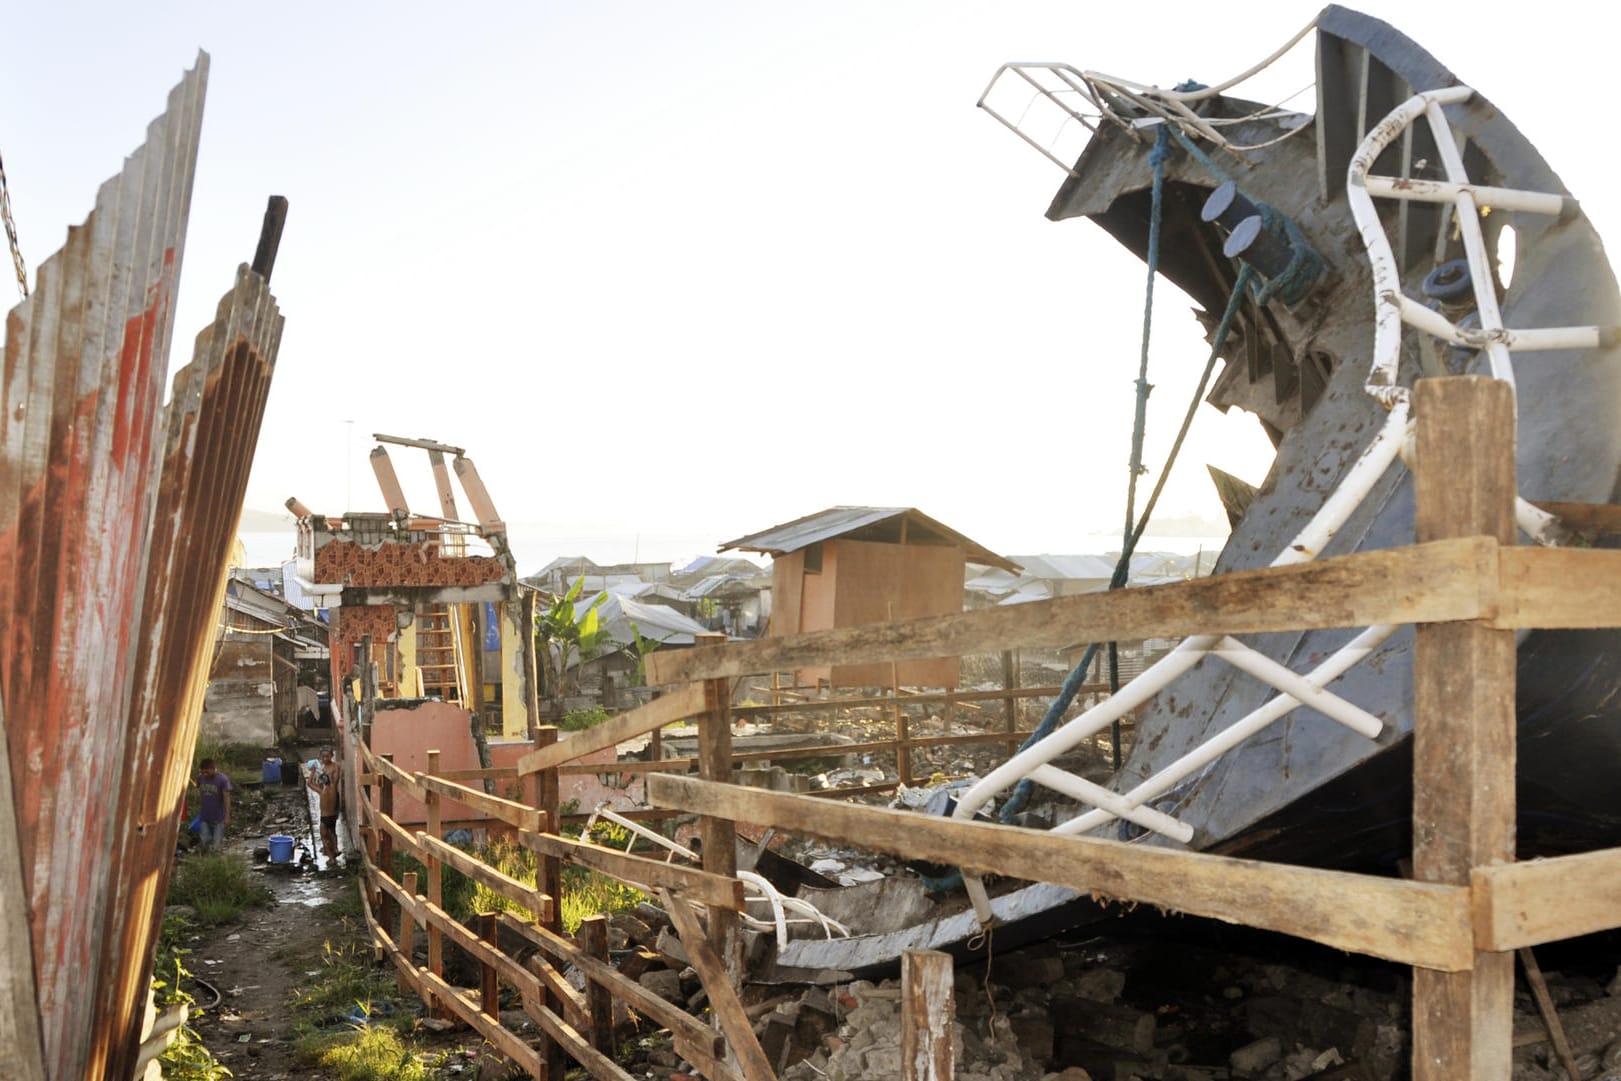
[416,605,461,702]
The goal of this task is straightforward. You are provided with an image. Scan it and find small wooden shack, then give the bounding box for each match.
[721,506,1019,690]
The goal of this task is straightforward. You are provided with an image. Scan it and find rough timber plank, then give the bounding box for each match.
[1411,377,1517,1081]
[1475,850,1621,949]
[646,537,1497,684]
[419,773,543,833]
[1494,547,1621,629]
[661,889,779,1081]
[650,775,1473,971]
[516,684,706,775]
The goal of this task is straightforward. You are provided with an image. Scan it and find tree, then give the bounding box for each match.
[534,577,610,699]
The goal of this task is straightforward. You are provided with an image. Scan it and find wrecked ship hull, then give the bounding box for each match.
[1062,5,1621,857]
[774,5,1621,974]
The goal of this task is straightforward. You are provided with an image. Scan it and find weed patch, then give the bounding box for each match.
[296,1026,433,1081]
[152,912,232,1081]
[167,853,272,925]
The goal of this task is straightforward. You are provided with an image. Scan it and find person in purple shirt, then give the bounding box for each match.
[195,758,232,853]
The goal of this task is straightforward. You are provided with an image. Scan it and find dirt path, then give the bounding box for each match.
[183,765,360,1078]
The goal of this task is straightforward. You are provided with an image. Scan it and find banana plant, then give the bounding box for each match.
[535,576,609,698]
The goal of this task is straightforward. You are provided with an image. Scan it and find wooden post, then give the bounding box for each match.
[902,949,954,1081]
[522,587,542,743]
[479,912,500,1016]
[1001,650,1018,754]
[397,870,419,995]
[1410,376,1516,1081]
[378,755,396,931]
[532,724,567,1081]
[694,632,741,989]
[425,749,444,1004]
[579,915,616,1058]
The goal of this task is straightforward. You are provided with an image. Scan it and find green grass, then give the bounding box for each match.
[296,1026,432,1081]
[167,853,273,924]
[292,939,399,1019]
[291,937,431,1081]
[560,867,646,934]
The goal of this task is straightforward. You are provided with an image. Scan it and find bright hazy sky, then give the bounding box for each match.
[5,2,1613,574]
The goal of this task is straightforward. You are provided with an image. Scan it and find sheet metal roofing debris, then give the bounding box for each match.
[0,56,288,1081]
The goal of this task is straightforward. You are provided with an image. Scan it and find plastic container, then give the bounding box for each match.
[261,757,282,784]
[267,834,295,863]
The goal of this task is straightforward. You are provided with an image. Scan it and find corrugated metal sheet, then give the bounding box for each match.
[0,55,288,1081]
[720,505,1020,572]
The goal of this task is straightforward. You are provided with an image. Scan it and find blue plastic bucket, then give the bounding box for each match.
[268,834,295,863]
[262,757,282,784]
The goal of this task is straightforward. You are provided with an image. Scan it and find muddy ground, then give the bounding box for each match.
[172,758,486,1079]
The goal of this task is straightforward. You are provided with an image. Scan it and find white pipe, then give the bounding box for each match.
[1028,764,1194,843]
[1347,87,1473,396]
[1211,636,1385,738]
[1269,404,1411,565]
[951,636,1216,822]
[1424,99,1516,388]
[1361,175,1571,217]
[1059,624,1399,836]
[737,870,792,950]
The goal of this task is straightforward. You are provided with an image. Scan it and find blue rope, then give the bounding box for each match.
[919,218,1259,894]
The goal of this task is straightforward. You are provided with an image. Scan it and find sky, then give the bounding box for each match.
[5,2,1614,576]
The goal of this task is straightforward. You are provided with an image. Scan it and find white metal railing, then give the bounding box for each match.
[954,81,1602,926]
[582,805,849,950]
[975,17,1319,177]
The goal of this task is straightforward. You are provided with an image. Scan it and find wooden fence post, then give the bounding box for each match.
[694,633,741,990]
[1410,376,1516,1081]
[397,870,419,995]
[1001,650,1018,754]
[425,749,443,1009]
[532,724,567,1081]
[479,912,499,1016]
[579,915,615,1058]
[902,949,954,1081]
[378,755,396,931]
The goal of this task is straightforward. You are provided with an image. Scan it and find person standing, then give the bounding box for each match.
[194,759,232,853]
[306,748,343,861]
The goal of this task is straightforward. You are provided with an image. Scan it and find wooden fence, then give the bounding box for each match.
[638,378,1621,1081]
[353,671,782,1081]
[357,378,1621,1080]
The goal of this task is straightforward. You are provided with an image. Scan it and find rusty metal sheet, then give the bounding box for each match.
[0,55,279,1081]
[93,259,285,1081]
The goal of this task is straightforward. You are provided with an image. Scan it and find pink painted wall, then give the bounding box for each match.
[369,701,646,827]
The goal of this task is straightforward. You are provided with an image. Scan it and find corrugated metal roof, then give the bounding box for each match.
[572,593,716,651]
[720,506,1019,572]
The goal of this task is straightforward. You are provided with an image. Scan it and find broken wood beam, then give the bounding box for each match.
[649,774,1473,970]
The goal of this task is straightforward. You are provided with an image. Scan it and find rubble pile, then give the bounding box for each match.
[720,922,1621,1081]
